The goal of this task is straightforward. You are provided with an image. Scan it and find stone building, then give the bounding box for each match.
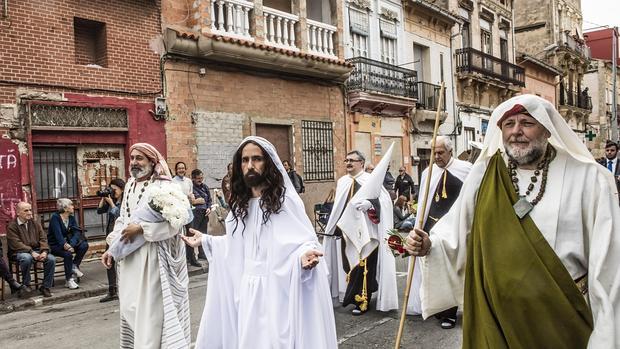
[341,0,414,181]
[516,53,562,105]
[401,0,460,179]
[161,0,351,222]
[583,60,620,157]
[450,0,524,153]
[514,0,592,140]
[0,0,164,237]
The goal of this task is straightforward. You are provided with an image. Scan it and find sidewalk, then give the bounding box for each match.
[0,257,208,315]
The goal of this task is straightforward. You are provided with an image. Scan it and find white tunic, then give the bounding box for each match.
[195,197,337,349]
[107,178,178,348]
[420,150,620,348]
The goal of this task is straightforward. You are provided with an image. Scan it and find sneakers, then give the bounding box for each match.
[73,267,84,278]
[39,286,52,298]
[66,278,79,289]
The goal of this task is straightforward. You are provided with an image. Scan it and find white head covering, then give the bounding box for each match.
[480,94,615,189]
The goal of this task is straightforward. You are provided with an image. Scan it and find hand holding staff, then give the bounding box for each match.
[394,82,446,348]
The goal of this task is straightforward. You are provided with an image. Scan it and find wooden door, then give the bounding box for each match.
[255,124,292,164]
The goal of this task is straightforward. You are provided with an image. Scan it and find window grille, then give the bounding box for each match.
[301,120,334,181]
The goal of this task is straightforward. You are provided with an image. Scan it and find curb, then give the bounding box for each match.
[0,265,208,315]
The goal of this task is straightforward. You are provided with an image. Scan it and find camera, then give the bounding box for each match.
[96,187,113,197]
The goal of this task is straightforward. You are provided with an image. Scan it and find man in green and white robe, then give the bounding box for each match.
[405,94,620,348]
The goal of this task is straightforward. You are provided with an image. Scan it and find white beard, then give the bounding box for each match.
[131,163,153,179]
[505,138,548,166]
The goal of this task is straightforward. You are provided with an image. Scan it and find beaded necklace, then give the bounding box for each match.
[125,177,151,218]
[509,144,556,219]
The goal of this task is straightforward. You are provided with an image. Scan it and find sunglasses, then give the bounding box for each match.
[343,159,363,164]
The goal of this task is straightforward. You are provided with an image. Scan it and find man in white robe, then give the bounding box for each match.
[182,136,337,349]
[405,94,620,348]
[323,150,398,315]
[406,136,471,330]
[101,143,191,349]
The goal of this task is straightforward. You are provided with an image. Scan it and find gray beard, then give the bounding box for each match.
[131,163,153,179]
[505,139,548,166]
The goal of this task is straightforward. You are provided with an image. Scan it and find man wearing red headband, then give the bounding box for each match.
[405,95,620,348]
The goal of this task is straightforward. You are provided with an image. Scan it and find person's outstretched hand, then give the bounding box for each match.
[180,228,204,248]
[301,249,323,270]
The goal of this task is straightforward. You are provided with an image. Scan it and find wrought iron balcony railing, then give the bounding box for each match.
[455,47,525,86]
[417,81,445,111]
[560,88,592,110]
[345,57,418,99]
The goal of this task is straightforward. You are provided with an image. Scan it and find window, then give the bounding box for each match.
[380,19,397,65]
[349,8,369,57]
[302,120,334,181]
[440,53,445,82]
[74,17,107,67]
[464,127,476,148]
[458,8,471,48]
[500,29,509,61]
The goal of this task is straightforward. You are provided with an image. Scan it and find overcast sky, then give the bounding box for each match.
[582,1,620,31]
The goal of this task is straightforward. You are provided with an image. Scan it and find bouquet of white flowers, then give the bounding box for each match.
[109,181,193,260]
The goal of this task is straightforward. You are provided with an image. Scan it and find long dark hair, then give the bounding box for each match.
[228,141,286,234]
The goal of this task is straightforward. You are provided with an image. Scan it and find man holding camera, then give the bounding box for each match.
[96,178,125,302]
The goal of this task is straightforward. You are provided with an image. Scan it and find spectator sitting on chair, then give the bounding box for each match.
[96,178,125,302]
[6,202,55,298]
[393,195,414,229]
[47,198,89,290]
[0,236,25,296]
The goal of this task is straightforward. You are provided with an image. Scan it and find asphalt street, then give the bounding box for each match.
[0,262,461,348]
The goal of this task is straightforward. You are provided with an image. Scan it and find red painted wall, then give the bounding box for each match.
[585,28,620,65]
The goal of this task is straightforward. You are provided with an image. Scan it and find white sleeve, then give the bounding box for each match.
[419,161,485,319]
[140,221,177,242]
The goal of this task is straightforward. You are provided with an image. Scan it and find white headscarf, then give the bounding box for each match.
[479,94,615,189]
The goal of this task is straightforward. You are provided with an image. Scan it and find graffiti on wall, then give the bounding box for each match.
[0,139,23,234]
[77,146,125,197]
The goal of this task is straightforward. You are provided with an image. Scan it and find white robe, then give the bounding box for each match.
[420,149,620,348]
[323,172,399,312]
[407,158,472,315]
[195,197,337,349]
[107,178,183,348]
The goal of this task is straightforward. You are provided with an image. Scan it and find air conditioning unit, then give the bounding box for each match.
[155,97,167,117]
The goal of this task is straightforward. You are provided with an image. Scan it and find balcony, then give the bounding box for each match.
[455,47,525,87]
[558,31,591,60]
[345,57,418,116]
[164,0,351,81]
[417,82,445,111]
[560,88,592,111]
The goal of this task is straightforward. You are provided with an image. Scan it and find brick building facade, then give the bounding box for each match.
[161,0,351,223]
[0,0,164,237]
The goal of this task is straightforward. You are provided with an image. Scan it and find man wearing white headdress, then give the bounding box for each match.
[404,94,620,348]
[181,136,337,348]
[101,143,191,349]
[323,149,398,315]
[405,136,472,330]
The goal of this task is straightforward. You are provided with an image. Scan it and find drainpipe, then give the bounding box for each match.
[450,28,459,155]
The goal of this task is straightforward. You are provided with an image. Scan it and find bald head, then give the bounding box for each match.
[16,201,33,221]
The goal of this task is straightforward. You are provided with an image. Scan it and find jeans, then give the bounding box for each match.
[50,240,89,281]
[15,252,56,289]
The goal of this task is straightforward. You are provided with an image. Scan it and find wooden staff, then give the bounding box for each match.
[394,82,446,348]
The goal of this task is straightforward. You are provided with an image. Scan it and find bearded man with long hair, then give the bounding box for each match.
[182,136,337,349]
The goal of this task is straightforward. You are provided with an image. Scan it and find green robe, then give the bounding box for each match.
[463,152,593,348]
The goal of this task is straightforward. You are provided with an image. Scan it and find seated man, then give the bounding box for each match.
[47,198,89,289]
[6,202,55,297]
[0,238,25,296]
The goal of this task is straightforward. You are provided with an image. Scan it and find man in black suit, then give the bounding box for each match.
[598,141,620,203]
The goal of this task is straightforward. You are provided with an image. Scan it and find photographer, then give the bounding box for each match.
[96,178,125,302]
